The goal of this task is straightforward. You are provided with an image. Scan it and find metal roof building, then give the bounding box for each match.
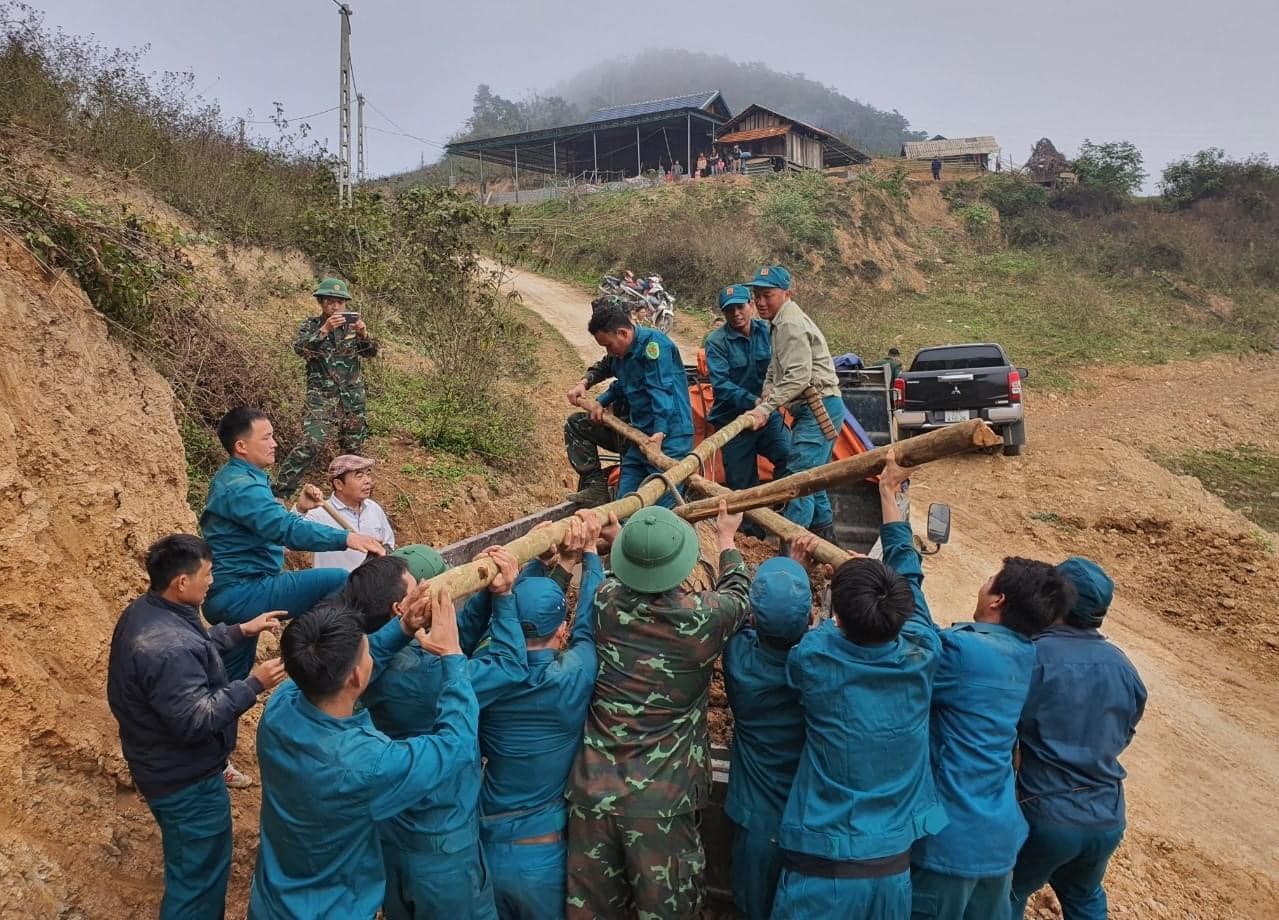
[445,91,732,182]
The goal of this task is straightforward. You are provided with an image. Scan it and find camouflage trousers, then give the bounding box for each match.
[565,803,705,920]
[564,411,628,489]
[273,386,368,498]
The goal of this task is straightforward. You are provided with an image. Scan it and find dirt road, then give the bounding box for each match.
[508,262,1279,917]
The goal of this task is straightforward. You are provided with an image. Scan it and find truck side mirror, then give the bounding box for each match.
[926,503,951,546]
[1017,367,1030,380]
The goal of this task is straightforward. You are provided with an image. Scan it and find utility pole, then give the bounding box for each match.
[337,3,353,207]
[356,92,366,183]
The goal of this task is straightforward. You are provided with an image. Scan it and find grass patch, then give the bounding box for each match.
[1157,445,1279,533]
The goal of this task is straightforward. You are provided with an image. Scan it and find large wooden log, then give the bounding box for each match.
[419,407,758,599]
[674,419,1001,522]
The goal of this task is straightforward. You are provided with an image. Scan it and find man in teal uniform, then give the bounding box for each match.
[249,587,467,918]
[478,513,605,919]
[771,452,948,919]
[565,502,750,918]
[744,265,844,540]
[910,558,1076,919]
[201,407,385,685]
[723,545,815,919]
[704,283,790,491]
[361,547,528,919]
[1011,558,1147,920]
[586,301,694,509]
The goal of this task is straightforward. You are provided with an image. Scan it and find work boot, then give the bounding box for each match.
[566,480,610,507]
[223,761,255,790]
[811,521,838,544]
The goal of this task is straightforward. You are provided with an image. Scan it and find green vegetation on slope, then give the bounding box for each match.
[1157,446,1279,534]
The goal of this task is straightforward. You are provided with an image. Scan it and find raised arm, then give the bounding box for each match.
[208,473,350,553]
[877,452,936,635]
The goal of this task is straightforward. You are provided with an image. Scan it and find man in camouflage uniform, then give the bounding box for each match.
[273,277,379,499]
[564,297,631,505]
[565,502,750,919]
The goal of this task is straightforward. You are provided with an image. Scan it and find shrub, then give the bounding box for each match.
[1161,149,1279,214]
[1071,139,1147,200]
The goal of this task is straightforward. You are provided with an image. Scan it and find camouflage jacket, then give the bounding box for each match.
[566,548,751,818]
[293,315,379,393]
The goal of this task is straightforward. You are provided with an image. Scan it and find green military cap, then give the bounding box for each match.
[313,277,353,300]
[391,544,448,580]
[610,506,700,594]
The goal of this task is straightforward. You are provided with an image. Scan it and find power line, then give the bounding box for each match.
[365,99,447,149]
[242,105,338,126]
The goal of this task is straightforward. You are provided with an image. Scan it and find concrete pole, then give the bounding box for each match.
[337,4,353,207]
[356,93,366,183]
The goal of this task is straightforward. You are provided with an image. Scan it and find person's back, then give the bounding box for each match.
[1010,557,1147,919]
[723,554,813,920]
[565,504,750,918]
[772,456,946,920]
[251,595,474,919]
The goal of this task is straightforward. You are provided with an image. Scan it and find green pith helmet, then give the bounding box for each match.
[610,506,700,594]
[313,277,353,300]
[391,544,447,580]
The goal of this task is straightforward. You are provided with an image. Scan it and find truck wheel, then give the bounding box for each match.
[1002,421,1026,456]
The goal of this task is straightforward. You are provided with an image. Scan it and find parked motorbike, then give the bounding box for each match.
[597,272,675,333]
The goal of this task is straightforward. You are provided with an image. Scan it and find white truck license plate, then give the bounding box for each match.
[944,410,970,423]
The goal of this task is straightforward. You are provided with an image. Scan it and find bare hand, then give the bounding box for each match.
[483,546,519,595]
[575,510,604,555]
[530,521,561,568]
[597,512,621,554]
[296,483,324,512]
[242,610,287,638]
[646,431,665,451]
[249,657,287,691]
[558,517,587,566]
[567,381,588,408]
[347,532,386,556]
[399,579,433,634]
[747,409,768,431]
[417,587,462,657]
[353,318,368,338]
[320,313,346,335]
[589,401,605,424]
[715,498,743,550]
[788,534,820,568]
[879,449,910,493]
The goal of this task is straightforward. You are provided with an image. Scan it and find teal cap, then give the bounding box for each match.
[750,557,812,642]
[1056,556,1113,626]
[743,265,792,290]
[718,284,752,310]
[513,576,568,638]
[610,506,700,594]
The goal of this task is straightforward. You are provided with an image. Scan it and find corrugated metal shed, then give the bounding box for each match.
[902,137,1000,159]
[587,91,725,124]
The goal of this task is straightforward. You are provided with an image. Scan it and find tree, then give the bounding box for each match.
[1071,140,1147,198]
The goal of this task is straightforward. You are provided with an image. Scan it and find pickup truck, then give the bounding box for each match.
[893,342,1027,456]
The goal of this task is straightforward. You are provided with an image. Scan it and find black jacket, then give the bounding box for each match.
[107,593,262,799]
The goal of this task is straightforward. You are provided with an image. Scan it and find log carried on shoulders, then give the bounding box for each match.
[674,419,1002,522]
[417,407,759,600]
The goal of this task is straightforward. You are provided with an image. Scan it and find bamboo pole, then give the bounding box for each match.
[674,419,1002,522]
[418,408,758,599]
[573,397,852,568]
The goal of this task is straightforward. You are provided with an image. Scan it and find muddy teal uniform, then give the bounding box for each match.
[274,312,379,498]
[704,288,790,491]
[596,326,693,508]
[359,589,528,920]
[565,354,631,497]
[909,622,1038,920]
[477,554,605,920]
[249,617,476,919]
[771,520,948,920]
[564,547,751,919]
[1011,558,1147,920]
[200,457,350,682]
[722,557,812,920]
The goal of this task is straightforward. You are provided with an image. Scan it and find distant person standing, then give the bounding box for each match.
[931,157,943,180]
[107,534,287,919]
[274,277,379,500]
[871,347,903,383]
[696,152,709,178]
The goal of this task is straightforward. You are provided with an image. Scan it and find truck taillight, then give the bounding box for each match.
[892,377,906,408]
[1008,369,1022,403]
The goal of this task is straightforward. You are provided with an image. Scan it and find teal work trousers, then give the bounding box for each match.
[1010,822,1125,920]
[145,772,232,920]
[910,865,1012,920]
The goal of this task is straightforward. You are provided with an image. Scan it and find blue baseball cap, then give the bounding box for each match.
[1056,556,1113,626]
[749,557,812,642]
[513,577,568,637]
[744,265,792,290]
[718,284,752,310]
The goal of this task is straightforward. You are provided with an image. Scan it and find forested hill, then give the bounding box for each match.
[552,49,926,154]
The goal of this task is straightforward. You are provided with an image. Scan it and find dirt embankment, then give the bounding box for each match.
[0,233,196,917]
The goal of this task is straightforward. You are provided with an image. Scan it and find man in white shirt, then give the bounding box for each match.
[301,455,395,571]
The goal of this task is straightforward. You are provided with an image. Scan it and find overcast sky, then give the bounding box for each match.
[30,0,1277,191]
